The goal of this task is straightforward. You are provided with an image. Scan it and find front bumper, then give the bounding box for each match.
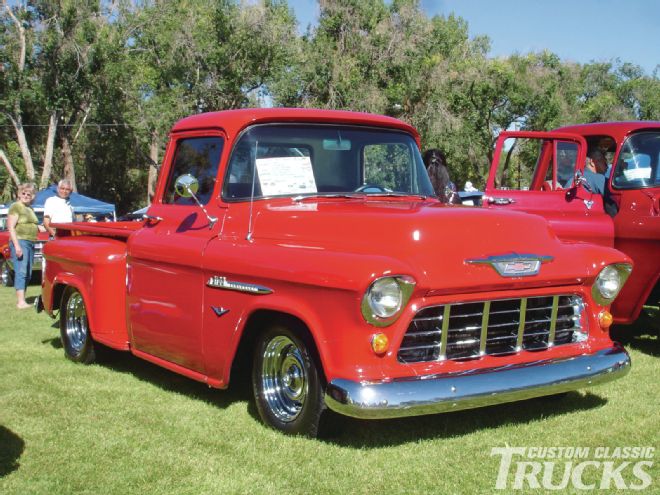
[325,344,630,419]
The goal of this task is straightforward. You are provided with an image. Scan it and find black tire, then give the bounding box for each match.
[60,287,96,364]
[252,324,325,437]
[1,260,14,287]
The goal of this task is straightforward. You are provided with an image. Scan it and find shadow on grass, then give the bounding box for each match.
[616,334,659,357]
[42,332,615,445]
[611,310,659,357]
[0,425,25,477]
[97,349,252,408]
[319,391,608,448]
[42,336,62,349]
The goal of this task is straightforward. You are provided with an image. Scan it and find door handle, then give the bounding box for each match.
[142,214,163,224]
[487,196,516,205]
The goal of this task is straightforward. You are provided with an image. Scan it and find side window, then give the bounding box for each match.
[363,143,412,191]
[163,136,223,205]
[495,138,578,191]
[556,141,579,188]
[495,137,544,190]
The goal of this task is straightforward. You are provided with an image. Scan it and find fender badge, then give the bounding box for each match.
[207,276,273,295]
[211,306,230,317]
[465,253,553,277]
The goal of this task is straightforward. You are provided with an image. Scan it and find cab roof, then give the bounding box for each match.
[555,121,660,141]
[171,108,420,145]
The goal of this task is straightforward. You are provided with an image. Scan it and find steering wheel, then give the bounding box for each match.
[354,184,388,193]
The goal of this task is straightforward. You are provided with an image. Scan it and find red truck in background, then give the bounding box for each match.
[0,209,48,287]
[484,122,660,327]
[40,109,632,437]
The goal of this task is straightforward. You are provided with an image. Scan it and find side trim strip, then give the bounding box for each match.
[206,275,273,295]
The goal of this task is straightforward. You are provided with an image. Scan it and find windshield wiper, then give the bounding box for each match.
[292,193,363,202]
[360,192,429,200]
[292,192,429,202]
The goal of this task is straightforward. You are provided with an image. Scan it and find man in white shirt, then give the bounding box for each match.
[43,179,74,237]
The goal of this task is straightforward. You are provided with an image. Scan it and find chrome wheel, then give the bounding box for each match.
[261,335,308,423]
[65,292,88,353]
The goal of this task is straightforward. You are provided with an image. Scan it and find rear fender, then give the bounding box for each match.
[43,237,129,350]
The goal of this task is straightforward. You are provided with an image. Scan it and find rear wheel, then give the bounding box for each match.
[252,324,325,437]
[1,260,14,287]
[60,287,96,364]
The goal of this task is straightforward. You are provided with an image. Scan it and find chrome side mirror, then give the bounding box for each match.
[175,174,199,197]
[573,171,592,193]
[174,174,217,229]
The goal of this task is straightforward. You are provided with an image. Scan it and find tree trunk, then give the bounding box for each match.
[147,132,160,204]
[61,135,78,192]
[40,111,59,189]
[5,5,35,181]
[0,150,21,187]
[9,114,36,181]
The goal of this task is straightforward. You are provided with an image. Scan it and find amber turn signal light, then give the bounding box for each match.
[599,310,614,329]
[371,333,389,355]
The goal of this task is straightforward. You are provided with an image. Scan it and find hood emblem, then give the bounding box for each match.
[466,253,553,277]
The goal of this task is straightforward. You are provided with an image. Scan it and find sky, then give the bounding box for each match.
[291,0,659,75]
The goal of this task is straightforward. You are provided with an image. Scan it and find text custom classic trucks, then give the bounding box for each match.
[484,122,659,326]
[42,109,632,437]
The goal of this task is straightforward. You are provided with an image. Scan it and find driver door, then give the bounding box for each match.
[127,131,226,373]
[484,131,614,247]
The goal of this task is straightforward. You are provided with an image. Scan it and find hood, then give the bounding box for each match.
[250,198,626,293]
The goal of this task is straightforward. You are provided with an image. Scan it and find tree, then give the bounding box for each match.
[120,0,297,202]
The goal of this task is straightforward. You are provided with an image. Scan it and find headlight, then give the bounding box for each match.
[592,263,632,305]
[361,276,415,327]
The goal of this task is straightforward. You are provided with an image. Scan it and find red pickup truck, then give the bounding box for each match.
[484,122,659,327]
[41,109,632,437]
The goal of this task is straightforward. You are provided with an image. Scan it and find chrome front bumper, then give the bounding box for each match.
[325,344,630,419]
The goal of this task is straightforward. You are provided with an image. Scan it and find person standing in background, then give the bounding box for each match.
[7,183,42,309]
[423,149,461,204]
[43,179,74,238]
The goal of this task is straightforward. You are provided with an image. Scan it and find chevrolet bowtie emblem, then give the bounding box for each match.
[465,253,553,277]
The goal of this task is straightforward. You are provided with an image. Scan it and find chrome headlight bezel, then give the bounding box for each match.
[592,263,632,305]
[361,275,415,327]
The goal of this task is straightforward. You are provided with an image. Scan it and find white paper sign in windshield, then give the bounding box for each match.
[256,156,317,196]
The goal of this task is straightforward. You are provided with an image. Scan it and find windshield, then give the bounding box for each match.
[611,131,660,189]
[222,124,434,200]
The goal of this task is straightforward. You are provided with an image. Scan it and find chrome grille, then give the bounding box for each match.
[398,295,586,363]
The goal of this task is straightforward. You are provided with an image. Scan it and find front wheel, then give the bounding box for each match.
[1,260,14,287]
[252,324,325,437]
[60,287,96,364]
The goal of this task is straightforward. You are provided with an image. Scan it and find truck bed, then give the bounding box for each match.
[55,220,144,239]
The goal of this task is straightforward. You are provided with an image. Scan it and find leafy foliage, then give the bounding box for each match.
[1,0,658,209]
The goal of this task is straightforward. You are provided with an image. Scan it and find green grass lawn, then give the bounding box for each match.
[0,284,658,494]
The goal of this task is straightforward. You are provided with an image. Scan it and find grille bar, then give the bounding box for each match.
[398,295,587,363]
[479,301,490,355]
[439,305,450,359]
[548,295,559,346]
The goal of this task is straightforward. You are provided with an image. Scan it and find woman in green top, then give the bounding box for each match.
[7,182,41,309]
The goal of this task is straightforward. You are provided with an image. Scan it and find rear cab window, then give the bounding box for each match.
[611,131,660,189]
